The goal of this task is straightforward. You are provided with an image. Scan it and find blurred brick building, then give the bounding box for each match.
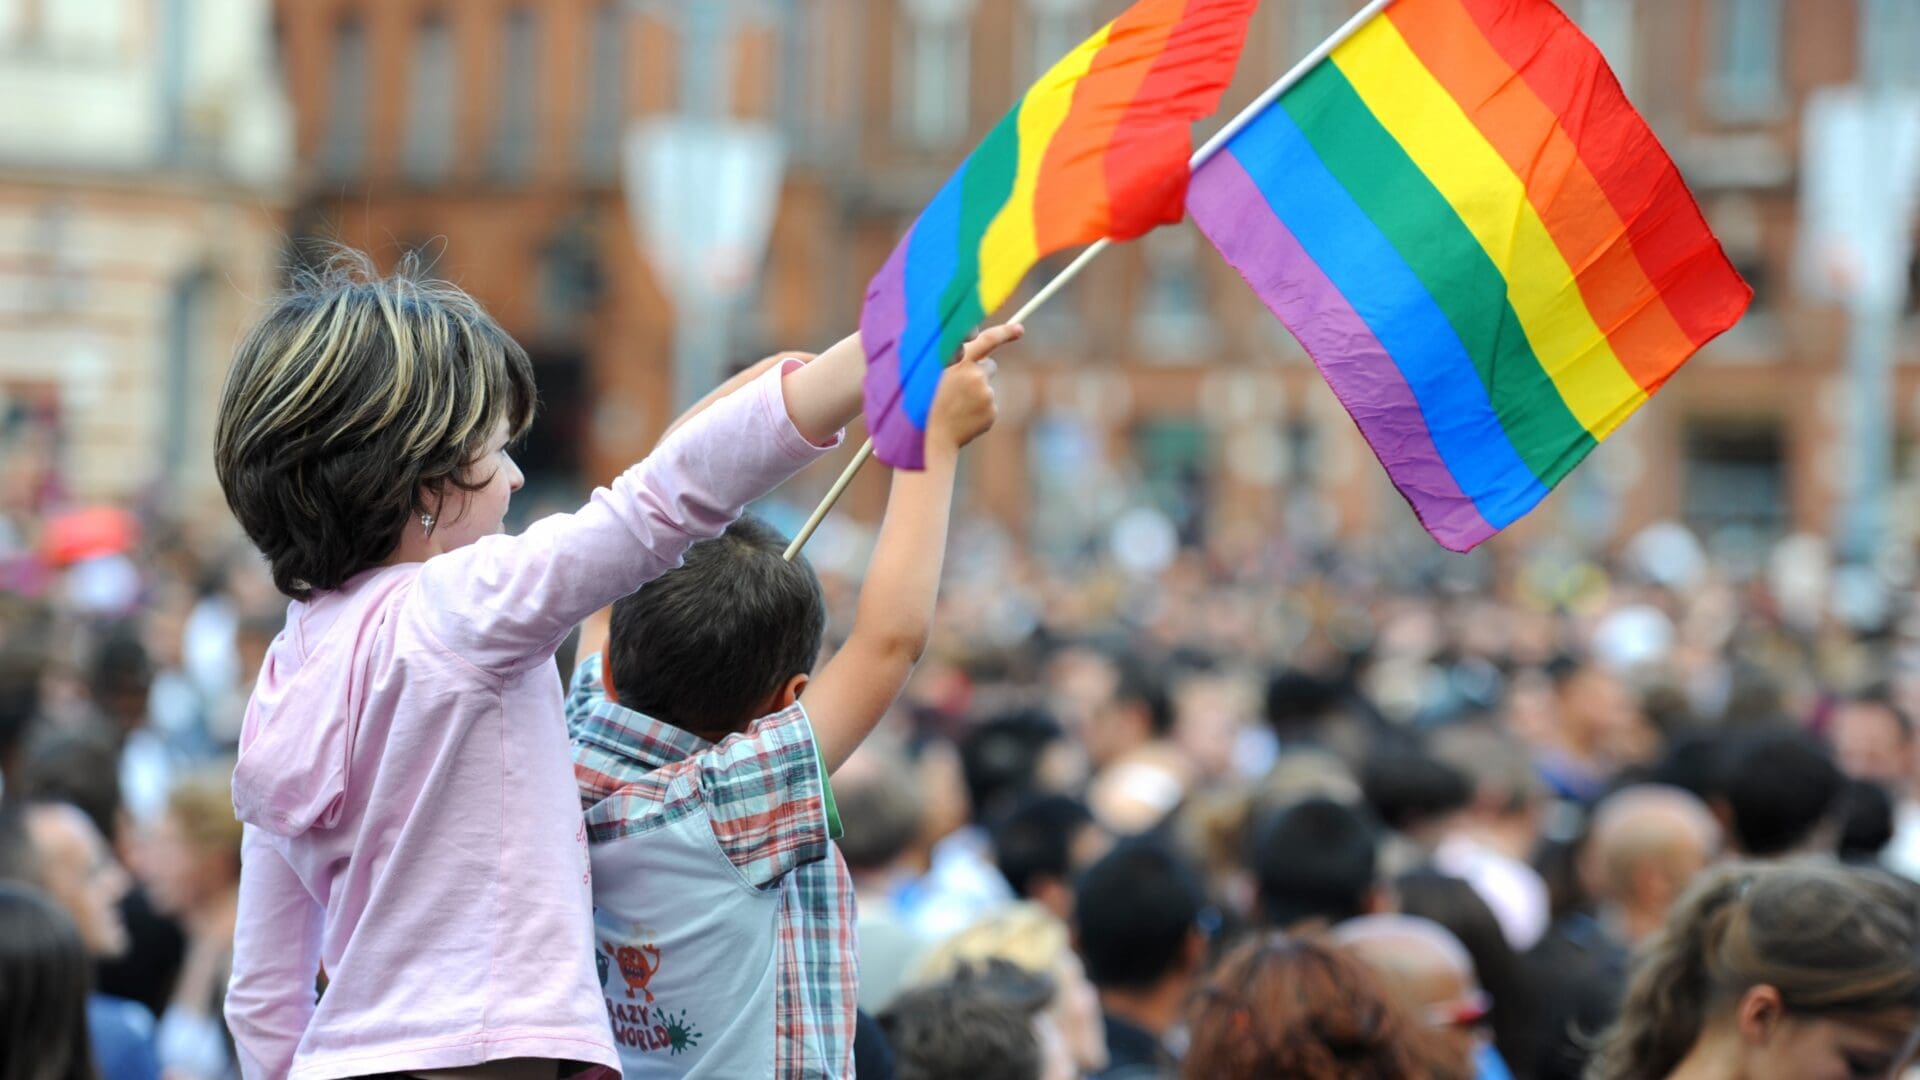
[0,0,289,517]
[270,0,1920,558]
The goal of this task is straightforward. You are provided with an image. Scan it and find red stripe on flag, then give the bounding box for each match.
[1456,0,1749,347]
[1029,1,1182,252]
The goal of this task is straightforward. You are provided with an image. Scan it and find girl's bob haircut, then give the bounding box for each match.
[215,248,536,600]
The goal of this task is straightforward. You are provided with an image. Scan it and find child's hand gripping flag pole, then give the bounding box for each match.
[1186,0,1751,551]
[784,0,1361,561]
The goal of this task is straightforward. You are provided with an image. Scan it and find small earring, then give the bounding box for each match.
[420,512,435,536]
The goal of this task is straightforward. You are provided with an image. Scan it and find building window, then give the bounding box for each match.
[491,7,539,183]
[1683,420,1786,538]
[320,15,368,180]
[1862,0,1920,90]
[1708,0,1783,121]
[1134,419,1211,547]
[403,13,456,183]
[1136,229,1215,358]
[895,0,974,148]
[1023,0,1091,85]
[1572,0,1635,97]
[579,1,626,180]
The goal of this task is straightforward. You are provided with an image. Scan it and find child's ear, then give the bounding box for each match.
[777,673,810,711]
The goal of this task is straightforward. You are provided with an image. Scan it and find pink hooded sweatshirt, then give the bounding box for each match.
[224,365,837,1079]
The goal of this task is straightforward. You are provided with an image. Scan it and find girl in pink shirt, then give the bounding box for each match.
[214,251,875,1079]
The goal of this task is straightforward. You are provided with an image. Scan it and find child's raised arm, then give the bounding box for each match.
[778,333,866,446]
[801,323,1022,772]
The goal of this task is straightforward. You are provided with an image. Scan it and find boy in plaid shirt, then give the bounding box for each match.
[566,326,1017,1079]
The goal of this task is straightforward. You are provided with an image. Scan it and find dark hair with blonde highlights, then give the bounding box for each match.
[1590,860,1920,1080]
[215,248,536,599]
[1183,933,1458,1080]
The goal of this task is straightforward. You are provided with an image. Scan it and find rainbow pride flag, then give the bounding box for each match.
[1188,0,1751,551]
[863,0,1257,468]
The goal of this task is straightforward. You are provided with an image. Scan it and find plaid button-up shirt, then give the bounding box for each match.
[567,655,857,1079]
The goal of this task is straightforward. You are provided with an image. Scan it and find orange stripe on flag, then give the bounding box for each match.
[1386,0,1695,393]
[1029,0,1183,252]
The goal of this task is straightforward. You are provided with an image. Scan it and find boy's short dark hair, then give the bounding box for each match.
[607,515,825,741]
[1252,797,1379,929]
[1073,838,1207,991]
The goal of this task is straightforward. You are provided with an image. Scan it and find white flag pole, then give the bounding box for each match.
[781,0,1396,561]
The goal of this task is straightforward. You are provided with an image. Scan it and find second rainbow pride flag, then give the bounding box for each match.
[862,0,1257,469]
[1188,0,1751,551]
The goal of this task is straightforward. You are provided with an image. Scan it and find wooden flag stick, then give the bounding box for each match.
[780,0,1393,562]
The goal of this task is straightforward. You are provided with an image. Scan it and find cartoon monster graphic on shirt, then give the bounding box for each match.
[606,941,663,1003]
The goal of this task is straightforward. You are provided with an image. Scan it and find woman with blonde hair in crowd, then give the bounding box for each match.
[912,900,1109,1076]
[1590,861,1920,1080]
[143,770,243,1080]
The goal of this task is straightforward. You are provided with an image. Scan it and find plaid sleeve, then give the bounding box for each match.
[698,703,838,889]
[565,653,606,736]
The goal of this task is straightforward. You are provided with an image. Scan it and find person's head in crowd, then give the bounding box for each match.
[1838,779,1896,867]
[143,771,243,925]
[1073,839,1210,1051]
[87,623,154,737]
[833,743,926,881]
[1083,658,1173,772]
[1184,933,1456,1080]
[1253,796,1383,931]
[1829,691,1913,787]
[1262,668,1351,743]
[21,801,132,960]
[605,515,825,743]
[911,901,1108,1075]
[881,959,1071,1080]
[1336,915,1489,1080]
[1086,661,1191,835]
[1592,861,1920,1080]
[1584,784,1723,947]
[1429,723,1544,862]
[0,648,43,791]
[0,884,94,1080]
[1170,668,1247,783]
[1717,731,1845,858]
[1394,870,1534,1076]
[19,727,126,854]
[910,737,973,859]
[992,794,1107,922]
[1547,655,1640,757]
[1360,746,1472,848]
[960,710,1072,826]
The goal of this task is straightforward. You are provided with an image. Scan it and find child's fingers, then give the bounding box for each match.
[960,323,1024,363]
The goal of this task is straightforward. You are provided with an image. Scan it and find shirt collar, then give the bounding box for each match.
[574,695,714,771]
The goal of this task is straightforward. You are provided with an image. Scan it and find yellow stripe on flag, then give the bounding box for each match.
[1332,16,1647,440]
[978,24,1114,311]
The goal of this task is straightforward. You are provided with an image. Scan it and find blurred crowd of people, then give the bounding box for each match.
[8,469,1920,1077]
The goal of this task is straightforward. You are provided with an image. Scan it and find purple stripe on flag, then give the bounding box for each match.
[860,232,926,470]
[1187,149,1496,552]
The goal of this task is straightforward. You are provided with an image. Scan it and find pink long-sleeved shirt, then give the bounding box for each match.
[224,365,837,1079]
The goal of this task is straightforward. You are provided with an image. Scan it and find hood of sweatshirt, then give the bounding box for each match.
[231,566,415,837]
